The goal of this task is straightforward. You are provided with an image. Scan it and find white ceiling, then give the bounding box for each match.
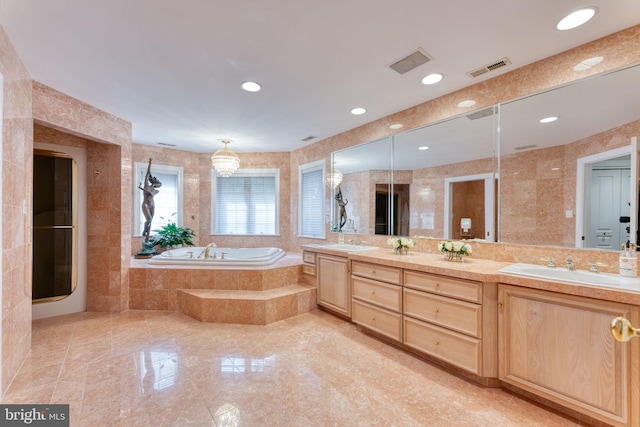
[1,1,640,154]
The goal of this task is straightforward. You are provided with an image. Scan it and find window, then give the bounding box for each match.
[212,169,280,235]
[133,163,183,236]
[298,160,325,238]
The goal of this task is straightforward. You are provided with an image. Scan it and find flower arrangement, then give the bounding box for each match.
[438,240,472,261]
[387,236,415,254]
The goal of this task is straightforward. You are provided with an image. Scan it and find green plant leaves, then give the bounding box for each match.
[150,213,196,248]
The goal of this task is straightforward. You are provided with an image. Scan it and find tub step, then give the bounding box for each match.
[177,285,316,325]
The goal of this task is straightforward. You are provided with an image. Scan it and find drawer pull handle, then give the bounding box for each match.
[435,309,439,314]
[435,283,440,288]
[435,341,440,346]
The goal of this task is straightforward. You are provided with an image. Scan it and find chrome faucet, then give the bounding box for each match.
[589,262,608,273]
[541,257,555,268]
[566,258,575,271]
[199,242,217,259]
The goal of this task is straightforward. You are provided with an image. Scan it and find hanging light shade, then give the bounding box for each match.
[330,167,343,188]
[211,139,240,177]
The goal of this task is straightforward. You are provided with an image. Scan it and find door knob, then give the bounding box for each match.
[610,317,640,342]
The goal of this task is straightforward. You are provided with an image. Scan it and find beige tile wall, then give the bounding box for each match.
[31,83,133,313]
[0,26,33,395]
[130,147,292,252]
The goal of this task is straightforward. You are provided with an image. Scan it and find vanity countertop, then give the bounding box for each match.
[301,245,640,305]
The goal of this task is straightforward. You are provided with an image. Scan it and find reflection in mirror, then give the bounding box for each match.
[500,63,640,249]
[331,107,499,238]
[331,138,392,234]
[392,108,498,239]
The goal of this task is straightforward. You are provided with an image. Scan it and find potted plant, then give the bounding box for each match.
[151,213,196,249]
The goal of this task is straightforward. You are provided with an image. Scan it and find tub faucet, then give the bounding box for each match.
[202,243,217,259]
[567,258,575,271]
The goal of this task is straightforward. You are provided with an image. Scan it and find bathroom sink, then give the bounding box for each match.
[322,244,378,252]
[499,263,640,290]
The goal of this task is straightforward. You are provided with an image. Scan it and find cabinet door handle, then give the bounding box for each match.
[434,309,439,314]
[611,317,640,342]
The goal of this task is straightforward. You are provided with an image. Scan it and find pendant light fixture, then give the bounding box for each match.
[329,163,343,188]
[211,139,240,177]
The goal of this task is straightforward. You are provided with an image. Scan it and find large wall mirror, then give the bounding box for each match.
[331,108,498,239]
[500,62,640,250]
[331,61,640,252]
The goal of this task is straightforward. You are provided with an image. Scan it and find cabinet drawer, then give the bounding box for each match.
[403,316,481,374]
[352,299,402,342]
[352,276,401,312]
[352,261,401,285]
[302,264,316,276]
[404,270,481,303]
[302,251,316,264]
[403,289,481,337]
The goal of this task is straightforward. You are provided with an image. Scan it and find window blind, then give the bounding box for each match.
[215,174,277,235]
[139,170,179,233]
[300,168,324,238]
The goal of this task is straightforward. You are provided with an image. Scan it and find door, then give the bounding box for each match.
[589,169,623,249]
[32,146,87,319]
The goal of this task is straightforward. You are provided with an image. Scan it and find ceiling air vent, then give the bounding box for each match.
[467,57,512,78]
[514,144,538,151]
[157,142,176,147]
[301,135,316,142]
[388,48,432,75]
[466,107,495,120]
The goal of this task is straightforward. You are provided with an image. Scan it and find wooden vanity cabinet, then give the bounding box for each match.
[317,254,351,317]
[499,284,640,427]
[301,250,316,276]
[402,270,496,376]
[351,261,402,341]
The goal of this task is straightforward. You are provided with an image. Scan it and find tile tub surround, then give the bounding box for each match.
[0,310,585,426]
[130,254,316,324]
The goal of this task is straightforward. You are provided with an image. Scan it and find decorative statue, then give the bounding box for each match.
[335,185,348,231]
[138,158,162,241]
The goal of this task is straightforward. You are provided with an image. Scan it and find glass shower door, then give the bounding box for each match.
[32,150,78,302]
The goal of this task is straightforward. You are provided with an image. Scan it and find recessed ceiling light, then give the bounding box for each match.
[458,100,477,108]
[241,81,261,92]
[389,123,403,130]
[539,116,559,124]
[573,56,604,71]
[351,107,366,115]
[421,73,443,85]
[556,7,597,31]
[418,146,429,151]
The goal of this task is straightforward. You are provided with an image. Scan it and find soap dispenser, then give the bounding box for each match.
[619,243,637,277]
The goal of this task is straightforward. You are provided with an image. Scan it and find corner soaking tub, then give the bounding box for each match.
[147,247,286,267]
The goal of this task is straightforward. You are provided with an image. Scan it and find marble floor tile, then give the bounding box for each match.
[1,310,583,426]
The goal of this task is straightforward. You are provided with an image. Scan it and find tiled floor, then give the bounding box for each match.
[2,310,584,426]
